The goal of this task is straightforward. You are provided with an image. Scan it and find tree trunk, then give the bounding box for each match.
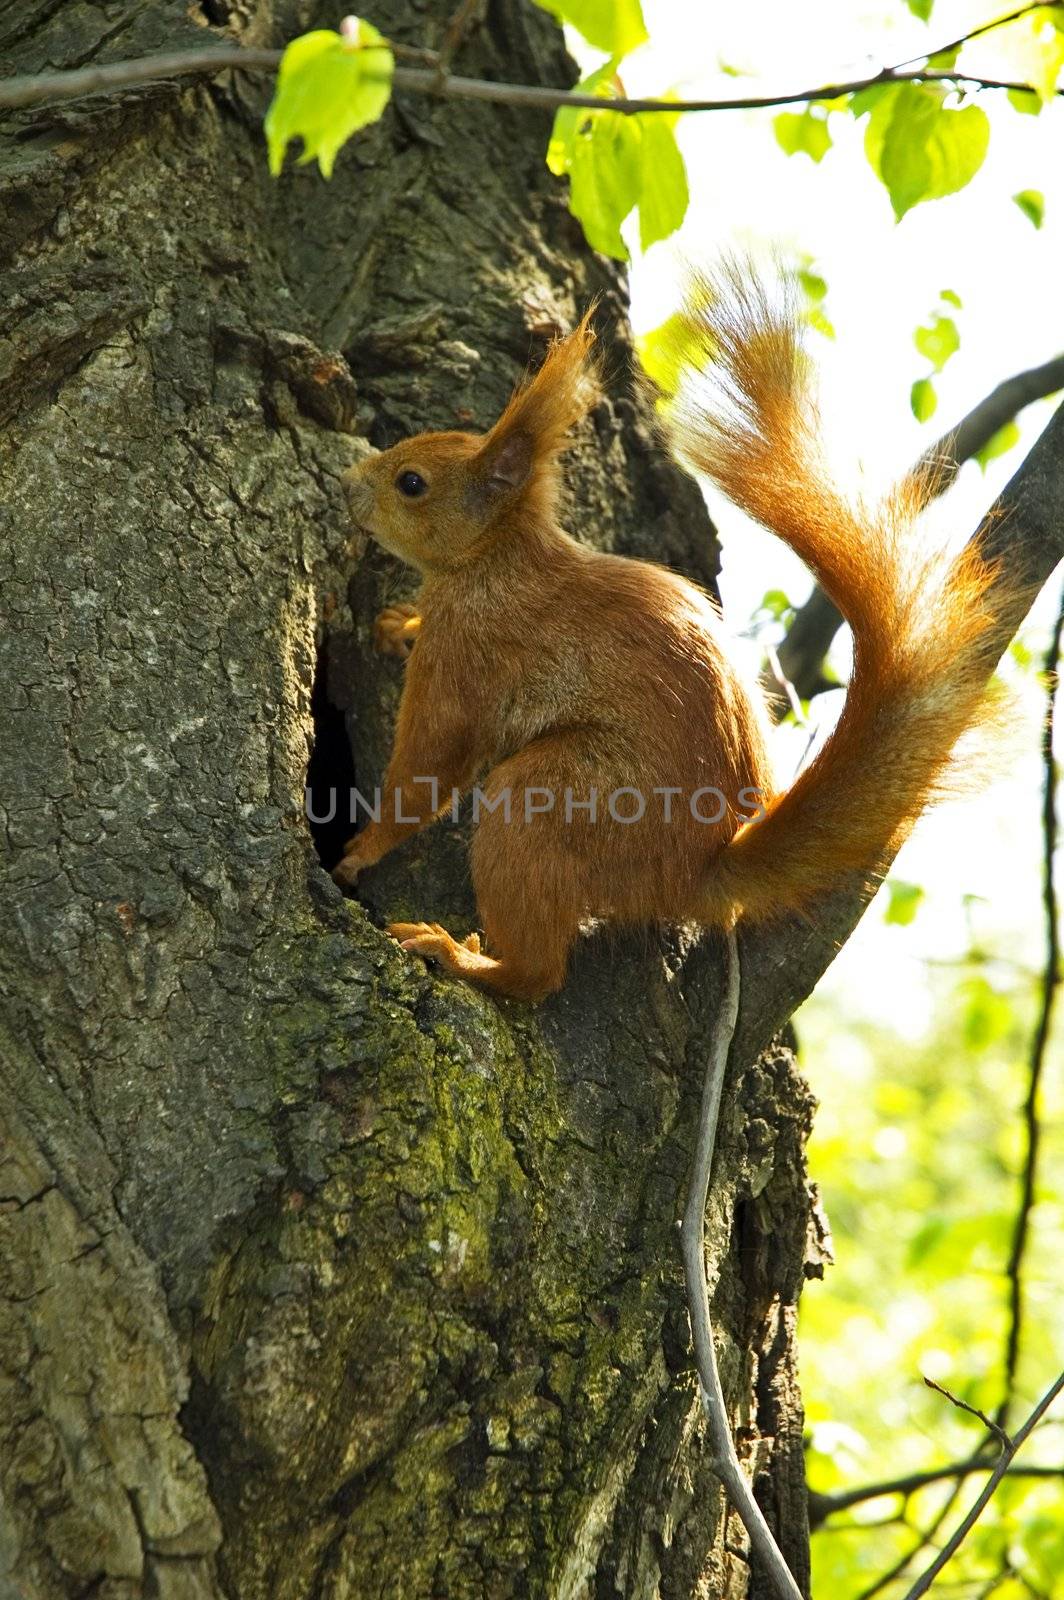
[1,5,827,1596]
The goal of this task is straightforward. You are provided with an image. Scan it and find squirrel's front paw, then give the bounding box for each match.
[374,604,421,658]
[332,848,365,890]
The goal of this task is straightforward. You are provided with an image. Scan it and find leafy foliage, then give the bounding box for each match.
[533,0,648,56]
[858,83,990,220]
[547,66,688,260]
[265,22,394,178]
[261,6,1064,264]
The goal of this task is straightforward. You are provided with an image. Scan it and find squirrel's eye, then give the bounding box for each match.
[396,470,428,498]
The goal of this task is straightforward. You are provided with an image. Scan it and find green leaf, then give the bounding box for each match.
[864,83,989,220]
[547,61,636,258]
[547,58,618,175]
[797,268,828,304]
[998,8,1064,103]
[940,288,962,308]
[533,0,647,57]
[758,588,794,622]
[961,976,1013,1049]
[849,83,891,117]
[905,0,933,18]
[265,24,394,179]
[774,107,832,163]
[804,306,836,339]
[1007,86,1042,114]
[635,303,708,394]
[884,880,925,926]
[1013,188,1045,228]
[914,312,959,373]
[974,419,1021,470]
[636,113,689,251]
[549,64,687,259]
[927,45,959,69]
[568,110,642,259]
[911,376,937,421]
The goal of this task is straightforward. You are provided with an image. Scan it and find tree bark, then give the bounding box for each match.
[16,4,1063,1598]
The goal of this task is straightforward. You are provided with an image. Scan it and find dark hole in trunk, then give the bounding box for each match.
[306,639,357,872]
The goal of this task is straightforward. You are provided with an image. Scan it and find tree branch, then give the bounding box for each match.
[899,1369,1064,1600]
[772,359,1064,710]
[809,1456,1063,1528]
[996,580,1064,1426]
[857,1480,968,1600]
[921,354,1064,497]
[2,45,1063,116]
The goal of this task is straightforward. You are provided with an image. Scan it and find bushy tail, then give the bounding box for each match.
[665,262,1003,925]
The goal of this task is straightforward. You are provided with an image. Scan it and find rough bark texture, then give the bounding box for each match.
[0,5,834,1597]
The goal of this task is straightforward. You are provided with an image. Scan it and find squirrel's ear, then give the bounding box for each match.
[483,430,533,493]
[481,308,601,484]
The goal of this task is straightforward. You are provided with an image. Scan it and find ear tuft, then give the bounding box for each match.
[475,306,601,506]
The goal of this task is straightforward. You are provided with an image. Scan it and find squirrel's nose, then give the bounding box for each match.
[341,462,374,522]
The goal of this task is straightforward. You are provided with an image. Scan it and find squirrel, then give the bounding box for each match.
[332,265,999,1001]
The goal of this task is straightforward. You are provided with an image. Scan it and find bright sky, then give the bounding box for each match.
[578,1,1064,1032]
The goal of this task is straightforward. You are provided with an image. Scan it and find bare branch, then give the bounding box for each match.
[997,580,1064,1426]
[809,1456,1064,1527]
[433,0,484,85]
[2,44,1064,117]
[767,588,844,716]
[899,1369,1064,1600]
[856,1480,968,1600]
[679,929,804,1600]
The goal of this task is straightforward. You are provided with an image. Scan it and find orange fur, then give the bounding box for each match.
[335,276,1002,999]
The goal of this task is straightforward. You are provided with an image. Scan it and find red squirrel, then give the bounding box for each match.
[333,267,997,1000]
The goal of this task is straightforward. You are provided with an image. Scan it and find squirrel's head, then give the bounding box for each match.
[343,311,599,574]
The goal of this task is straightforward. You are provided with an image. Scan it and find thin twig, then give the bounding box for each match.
[2,46,1063,115]
[899,1369,1064,1600]
[434,0,483,86]
[997,581,1064,1427]
[678,929,803,1600]
[925,1377,1012,1450]
[810,1456,1063,1526]
[890,1,1063,72]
